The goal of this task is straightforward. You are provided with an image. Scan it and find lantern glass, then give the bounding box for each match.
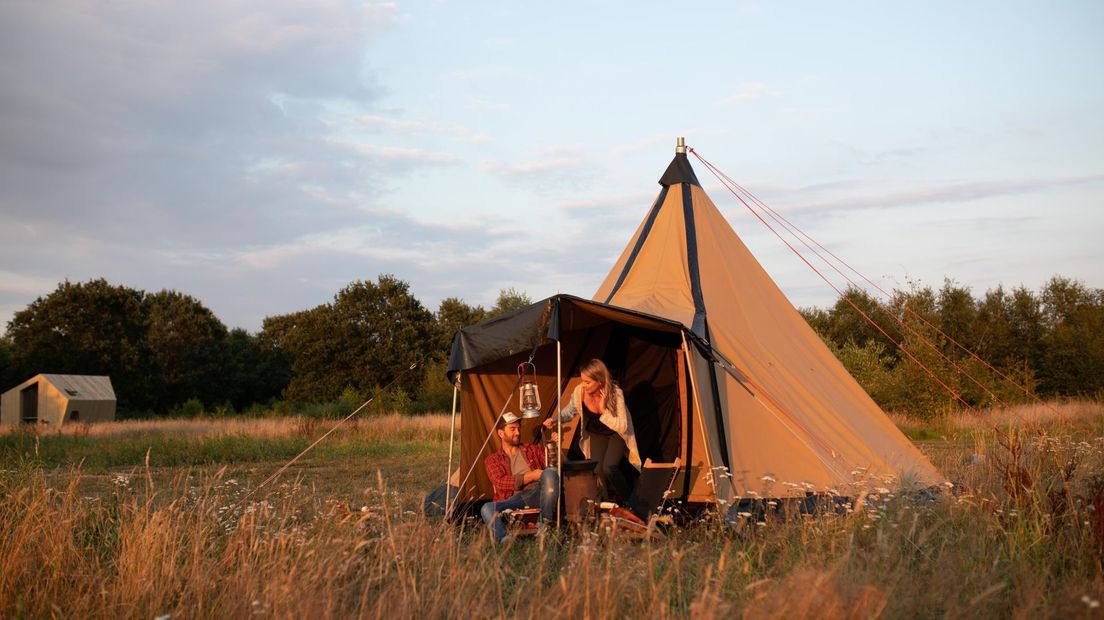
[519,381,541,418]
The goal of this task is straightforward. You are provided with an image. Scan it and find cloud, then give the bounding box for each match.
[495,158,584,177]
[717,82,782,105]
[450,65,524,82]
[326,139,462,166]
[482,154,599,195]
[0,1,408,243]
[346,114,492,143]
[794,174,1104,214]
[0,1,447,331]
[0,271,61,297]
[464,97,512,113]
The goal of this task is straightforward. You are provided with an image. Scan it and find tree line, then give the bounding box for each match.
[1,275,1100,419]
[801,276,1104,418]
[0,277,530,417]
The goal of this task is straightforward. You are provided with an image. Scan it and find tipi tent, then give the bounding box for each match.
[447,142,943,507]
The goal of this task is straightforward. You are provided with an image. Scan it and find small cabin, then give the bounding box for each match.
[0,374,116,425]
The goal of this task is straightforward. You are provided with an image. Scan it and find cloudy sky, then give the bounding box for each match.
[1,1,1101,334]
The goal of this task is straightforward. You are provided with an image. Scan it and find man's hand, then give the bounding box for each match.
[522,469,543,485]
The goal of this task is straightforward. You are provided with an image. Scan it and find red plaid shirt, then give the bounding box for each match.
[484,443,546,501]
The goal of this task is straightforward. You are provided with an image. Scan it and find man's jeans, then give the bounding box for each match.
[480,468,559,542]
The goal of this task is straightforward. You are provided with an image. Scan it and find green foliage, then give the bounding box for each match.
[1037,276,1104,396]
[0,336,14,393]
[434,296,487,353]
[145,289,231,410]
[811,277,1104,419]
[5,279,158,411]
[263,275,436,405]
[411,359,456,414]
[224,327,289,410]
[4,279,286,416]
[169,398,205,418]
[0,424,440,469]
[490,286,532,317]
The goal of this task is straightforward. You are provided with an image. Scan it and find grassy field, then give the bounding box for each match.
[2,405,1103,618]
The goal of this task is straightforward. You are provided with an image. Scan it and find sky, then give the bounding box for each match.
[1,1,1101,335]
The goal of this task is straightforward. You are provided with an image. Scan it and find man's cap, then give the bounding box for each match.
[497,411,521,428]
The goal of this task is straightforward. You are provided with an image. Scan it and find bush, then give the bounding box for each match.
[169,398,205,418]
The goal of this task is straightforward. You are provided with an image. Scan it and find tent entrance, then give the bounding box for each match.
[450,294,720,504]
[555,324,716,504]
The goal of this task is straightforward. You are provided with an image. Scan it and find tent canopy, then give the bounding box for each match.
[448,295,718,503]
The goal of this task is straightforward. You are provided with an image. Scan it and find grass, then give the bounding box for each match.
[1,404,1103,618]
[0,414,451,470]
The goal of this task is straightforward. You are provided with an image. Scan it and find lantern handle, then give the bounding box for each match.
[517,360,537,379]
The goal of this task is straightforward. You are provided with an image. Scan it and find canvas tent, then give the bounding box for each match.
[446,143,944,507]
[0,374,116,425]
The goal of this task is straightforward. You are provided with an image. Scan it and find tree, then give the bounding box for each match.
[798,306,831,336]
[262,275,436,404]
[223,328,290,410]
[5,279,157,412]
[822,286,901,358]
[435,297,487,354]
[261,304,343,402]
[1038,277,1104,395]
[0,335,15,392]
[333,275,436,399]
[490,287,532,317]
[937,280,977,356]
[145,290,230,410]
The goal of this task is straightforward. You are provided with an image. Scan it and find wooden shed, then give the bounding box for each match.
[0,374,116,425]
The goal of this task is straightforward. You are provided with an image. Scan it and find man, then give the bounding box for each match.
[481,412,559,543]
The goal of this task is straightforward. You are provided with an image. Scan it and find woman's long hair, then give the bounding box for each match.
[581,358,618,416]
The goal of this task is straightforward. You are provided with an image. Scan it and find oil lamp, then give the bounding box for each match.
[518,361,541,419]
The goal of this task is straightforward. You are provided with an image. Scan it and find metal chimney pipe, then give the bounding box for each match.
[675,137,687,154]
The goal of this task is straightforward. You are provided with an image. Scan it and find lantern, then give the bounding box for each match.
[518,361,541,419]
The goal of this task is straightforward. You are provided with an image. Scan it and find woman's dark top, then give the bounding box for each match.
[582,400,616,436]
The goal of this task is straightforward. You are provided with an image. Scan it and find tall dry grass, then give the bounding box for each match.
[2,406,1103,617]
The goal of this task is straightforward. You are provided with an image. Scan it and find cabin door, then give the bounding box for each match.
[20,384,38,423]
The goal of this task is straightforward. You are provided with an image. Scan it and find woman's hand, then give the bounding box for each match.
[542,417,555,429]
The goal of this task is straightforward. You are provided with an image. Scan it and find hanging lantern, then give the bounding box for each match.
[518,361,542,419]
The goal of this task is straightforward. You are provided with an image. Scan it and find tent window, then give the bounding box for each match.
[70,410,80,422]
[65,388,80,397]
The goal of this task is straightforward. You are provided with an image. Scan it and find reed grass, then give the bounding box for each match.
[1,406,1102,617]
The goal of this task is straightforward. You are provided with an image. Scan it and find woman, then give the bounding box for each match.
[544,358,641,500]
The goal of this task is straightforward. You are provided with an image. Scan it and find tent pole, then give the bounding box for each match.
[444,373,460,520]
[681,332,719,504]
[556,339,563,529]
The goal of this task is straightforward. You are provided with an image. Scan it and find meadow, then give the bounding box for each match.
[2,404,1103,618]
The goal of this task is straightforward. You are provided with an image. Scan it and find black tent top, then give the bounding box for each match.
[658,152,700,187]
[446,294,687,380]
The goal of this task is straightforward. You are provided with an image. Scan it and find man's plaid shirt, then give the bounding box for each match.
[484,443,546,502]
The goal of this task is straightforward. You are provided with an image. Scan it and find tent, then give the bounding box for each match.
[446,142,944,508]
[0,374,116,425]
